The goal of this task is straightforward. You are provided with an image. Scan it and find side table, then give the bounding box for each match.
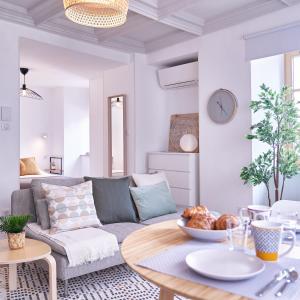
[0,238,57,300]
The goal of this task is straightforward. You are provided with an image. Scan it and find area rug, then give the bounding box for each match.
[0,263,185,300]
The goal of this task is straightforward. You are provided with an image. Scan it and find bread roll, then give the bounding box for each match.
[215,214,239,230]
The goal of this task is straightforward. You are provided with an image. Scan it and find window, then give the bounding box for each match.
[285,51,300,110]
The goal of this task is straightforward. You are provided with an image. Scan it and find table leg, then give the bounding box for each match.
[43,255,57,300]
[159,287,174,300]
[8,264,17,291]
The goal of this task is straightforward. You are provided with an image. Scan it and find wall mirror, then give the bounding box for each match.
[108,95,127,177]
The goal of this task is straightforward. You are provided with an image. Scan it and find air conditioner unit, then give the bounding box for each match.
[158,61,198,89]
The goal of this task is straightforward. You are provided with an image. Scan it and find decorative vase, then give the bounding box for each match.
[7,232,26,250]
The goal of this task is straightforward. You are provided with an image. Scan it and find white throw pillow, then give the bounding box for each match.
[42,181,101,234]
[132,172,170,189]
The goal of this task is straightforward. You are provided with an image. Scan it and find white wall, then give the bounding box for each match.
[63,88,89,177]
[0,29,19,213]
[20,87,52,170]
[146,3,300,213]
[89,55,199,175]
[197,29,252,214]
[48,88,64,159]
[89,64,135,177]
[134,54,199,173]
[20,86,89,177]
[0,17,129,213]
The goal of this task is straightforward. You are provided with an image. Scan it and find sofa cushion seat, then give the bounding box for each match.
[140,212,182,225]
[101,223,145,243]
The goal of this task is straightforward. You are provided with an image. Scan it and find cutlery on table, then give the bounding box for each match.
[275,269,298,297]
[256,269,289,297]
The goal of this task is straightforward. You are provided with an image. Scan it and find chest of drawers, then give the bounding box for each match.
[148,152,199,207]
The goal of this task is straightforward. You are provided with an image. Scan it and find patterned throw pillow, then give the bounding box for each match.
[42,181,101,233]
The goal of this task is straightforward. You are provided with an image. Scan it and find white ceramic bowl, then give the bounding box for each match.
[177,217,227,242]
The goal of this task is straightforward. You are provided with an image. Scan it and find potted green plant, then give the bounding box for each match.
[0,215,31,250]
[241,84,300,206]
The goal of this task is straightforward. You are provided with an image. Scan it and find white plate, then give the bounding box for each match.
[186,249,265,281]
[177,218,227,242]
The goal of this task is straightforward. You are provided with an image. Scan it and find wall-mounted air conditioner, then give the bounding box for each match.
[158,61,198,89]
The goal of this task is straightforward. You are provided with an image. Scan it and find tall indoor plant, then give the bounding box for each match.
[241,84,300,206]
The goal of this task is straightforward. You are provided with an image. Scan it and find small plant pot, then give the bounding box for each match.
[7,232,26,250]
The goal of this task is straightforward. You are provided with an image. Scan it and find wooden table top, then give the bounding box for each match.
[122,220,252,300]
[0,239,51,264]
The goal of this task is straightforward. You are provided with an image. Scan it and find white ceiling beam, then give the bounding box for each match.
[279,0,300,5]
[161,16,203,35]
[158,0,200,20]
[145,30,196,52]
[101,37,145,53]
[95,14,154,42]
[129,0,202,35]
[203,0,287,34]
[0,0,33,25]
[28,0,64,25]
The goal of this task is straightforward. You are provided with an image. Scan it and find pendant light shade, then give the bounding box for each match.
[63,0,129,28]
[19,68,43,100]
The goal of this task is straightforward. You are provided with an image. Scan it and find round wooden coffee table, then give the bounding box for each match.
[122,220,247,300]
[0,238,57,300]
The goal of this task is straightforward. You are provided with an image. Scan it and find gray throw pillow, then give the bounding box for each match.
[31,177,84,224]
[84,176,138,224]
[130,182,177,221]
[36,199,50,230]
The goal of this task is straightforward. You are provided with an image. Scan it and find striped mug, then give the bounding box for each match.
[251,220,296,261]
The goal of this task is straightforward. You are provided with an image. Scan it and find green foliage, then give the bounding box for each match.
[0,215,31,233]
[241,84,300,205]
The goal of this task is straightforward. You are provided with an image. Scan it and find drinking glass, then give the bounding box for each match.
[271,211,298,239]
[226,218,250,252]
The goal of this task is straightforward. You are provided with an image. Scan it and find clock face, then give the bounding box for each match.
[207,89,238,124]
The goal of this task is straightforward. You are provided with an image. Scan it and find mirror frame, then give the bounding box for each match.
[108,95,127,177]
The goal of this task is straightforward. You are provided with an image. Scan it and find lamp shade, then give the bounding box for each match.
[63,0,128,28]
[180,134,198,152]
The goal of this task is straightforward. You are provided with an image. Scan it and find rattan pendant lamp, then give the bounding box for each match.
[63,0,129,28]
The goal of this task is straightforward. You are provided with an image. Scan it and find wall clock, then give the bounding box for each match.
[207,89,238,124]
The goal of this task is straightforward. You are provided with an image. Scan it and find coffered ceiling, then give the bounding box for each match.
[1,0,300,53]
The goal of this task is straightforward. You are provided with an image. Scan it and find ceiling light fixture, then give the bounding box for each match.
[19,68,43,100]
[63,0,129,28]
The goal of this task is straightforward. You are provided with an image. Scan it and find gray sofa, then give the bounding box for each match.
[11,180,183,296]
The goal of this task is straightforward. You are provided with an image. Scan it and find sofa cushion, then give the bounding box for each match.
[11,189,36,222]
[84,176,138,224]
[101,223,145,243]
[21,157,41,176]
[42,181,101,233]
[31,177,84,224]
[36,199,50,230]
[130,182,177,221]
[132,172,170,189]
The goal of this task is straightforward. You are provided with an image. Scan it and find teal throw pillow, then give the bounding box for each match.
[130,182,176,221]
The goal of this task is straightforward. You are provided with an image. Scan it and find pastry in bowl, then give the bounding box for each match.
[187,213,216,230]
[178,206,239,242]
[182,205,209,219]
[215,214,239,230]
